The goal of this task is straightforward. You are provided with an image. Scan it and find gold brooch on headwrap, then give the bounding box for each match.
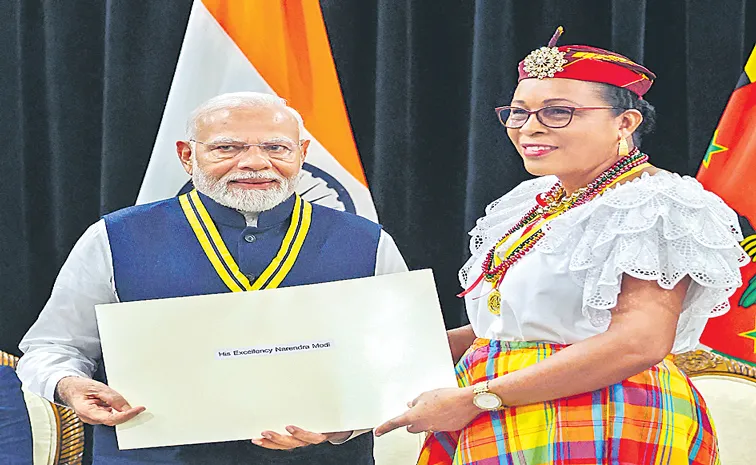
[522,26,567,79]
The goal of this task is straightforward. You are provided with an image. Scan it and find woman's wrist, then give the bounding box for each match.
[447,325,476,362]
[486,375,516,407]
[456,386,479,414]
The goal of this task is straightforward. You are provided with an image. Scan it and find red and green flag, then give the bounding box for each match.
[697,44,756,366]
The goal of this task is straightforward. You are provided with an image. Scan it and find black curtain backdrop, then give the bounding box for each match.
[2,0,756,355]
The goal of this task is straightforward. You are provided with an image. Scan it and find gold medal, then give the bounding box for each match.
[487,289,501,315]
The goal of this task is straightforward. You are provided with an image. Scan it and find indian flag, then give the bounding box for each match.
[137,0,377,220]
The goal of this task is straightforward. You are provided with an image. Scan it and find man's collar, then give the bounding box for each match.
[194,191,297,230]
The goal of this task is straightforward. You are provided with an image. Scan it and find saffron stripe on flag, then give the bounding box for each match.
[201,0,367,187]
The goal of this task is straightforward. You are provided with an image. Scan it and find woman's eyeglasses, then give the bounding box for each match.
[495,105,622,129]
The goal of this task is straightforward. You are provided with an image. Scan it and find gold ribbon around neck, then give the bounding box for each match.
[178,189,312,292]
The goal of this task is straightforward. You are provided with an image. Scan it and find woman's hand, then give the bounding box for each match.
[251,426,351,450]
[447,324,477,364]
[374,387,479,436]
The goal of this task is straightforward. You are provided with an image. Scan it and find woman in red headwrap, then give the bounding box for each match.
[375,28,747,464]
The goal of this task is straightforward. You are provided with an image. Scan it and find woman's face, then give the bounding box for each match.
[506,78,639,180]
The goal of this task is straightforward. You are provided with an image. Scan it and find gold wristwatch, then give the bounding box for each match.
[472,381,503,411]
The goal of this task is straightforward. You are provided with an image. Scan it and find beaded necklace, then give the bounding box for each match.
[460,148,650,315]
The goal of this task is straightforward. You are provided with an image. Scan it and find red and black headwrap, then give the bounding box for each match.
[517,27,656,98]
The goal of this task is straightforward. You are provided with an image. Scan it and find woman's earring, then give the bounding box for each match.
[618,138,629,157]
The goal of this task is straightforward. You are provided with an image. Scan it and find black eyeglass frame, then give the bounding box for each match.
[494,105,624,129]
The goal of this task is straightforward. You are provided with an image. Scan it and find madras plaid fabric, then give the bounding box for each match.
[418,339,719,465]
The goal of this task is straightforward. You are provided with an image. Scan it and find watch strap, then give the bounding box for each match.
[473,380,490,395]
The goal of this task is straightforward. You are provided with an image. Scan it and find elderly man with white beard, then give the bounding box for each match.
[17,92,407,465]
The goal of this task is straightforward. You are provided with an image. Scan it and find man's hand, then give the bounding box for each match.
[251,426,351,450]
[56,376,145,426]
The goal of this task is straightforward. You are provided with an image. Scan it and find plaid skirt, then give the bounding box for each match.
[418,339,719,465]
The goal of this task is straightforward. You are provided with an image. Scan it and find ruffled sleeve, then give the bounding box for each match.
[537,171,749,352]
[459,175,558,288]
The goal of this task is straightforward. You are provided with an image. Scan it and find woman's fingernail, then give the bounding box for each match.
[251,439,263,446]
[261,432,272,439]
[285,426,295,434]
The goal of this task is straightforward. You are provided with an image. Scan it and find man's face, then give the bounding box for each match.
[177,105,310,212]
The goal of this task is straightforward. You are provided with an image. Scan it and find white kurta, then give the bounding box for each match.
[17,220,408,403]
[460,172,748,353]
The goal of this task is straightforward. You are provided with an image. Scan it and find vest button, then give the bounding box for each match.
[244,234,256,243]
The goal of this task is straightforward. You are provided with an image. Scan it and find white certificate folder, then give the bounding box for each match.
[95,269,457,450]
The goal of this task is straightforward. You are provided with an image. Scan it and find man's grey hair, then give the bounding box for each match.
[185,92,306,140]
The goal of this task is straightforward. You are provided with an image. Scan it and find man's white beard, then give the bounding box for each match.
[191,156,300,213]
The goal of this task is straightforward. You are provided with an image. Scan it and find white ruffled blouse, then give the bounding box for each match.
[460,171,749,353]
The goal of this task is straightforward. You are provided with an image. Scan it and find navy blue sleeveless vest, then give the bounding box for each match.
[95,192,380,465]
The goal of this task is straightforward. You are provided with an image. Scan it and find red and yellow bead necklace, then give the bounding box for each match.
[460,149,651,315]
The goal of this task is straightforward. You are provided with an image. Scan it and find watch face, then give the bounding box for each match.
[474,392,502,410]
